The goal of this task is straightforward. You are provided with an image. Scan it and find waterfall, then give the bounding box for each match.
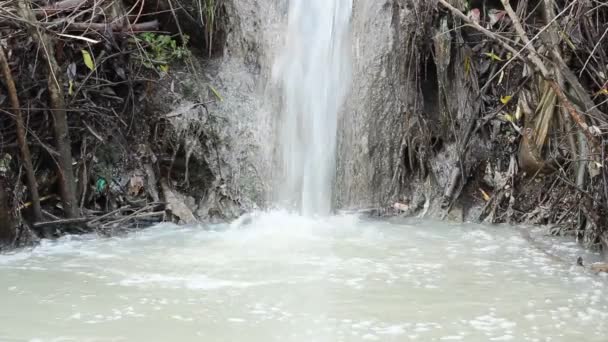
[272,0,352,216]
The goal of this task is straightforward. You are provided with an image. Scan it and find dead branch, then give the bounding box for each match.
[34,0,97,16]
[99,203,160,228]
[33,217,90,228]
[65,19,160,33]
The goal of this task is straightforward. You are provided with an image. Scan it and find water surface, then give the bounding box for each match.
[1,212,607,341]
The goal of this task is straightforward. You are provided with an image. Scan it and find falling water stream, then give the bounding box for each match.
[273,0,352,215]
[2,1,608,341]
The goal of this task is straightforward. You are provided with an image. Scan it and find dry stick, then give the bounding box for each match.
[79,138,88,210]
[18,0,80,219]
[87,206,131,225]
[100,204,157,228]
[15,194,57,211]
[125,0,146,25]
[34,0,95,16]
[33,217,90,228]
[0,44,43,222]
[41,209,61,221]
[579,26,608,78]
[65,20,159,33]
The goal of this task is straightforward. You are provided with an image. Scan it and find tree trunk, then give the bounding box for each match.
[0,44,43,223]
[0,179,15,245]
[17,0,80,219]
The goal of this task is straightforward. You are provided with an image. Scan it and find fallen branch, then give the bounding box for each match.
[34,0,97,16]
[65,20,160,33]
[99,203,162,228]
[33,217,90,228]
[87,205,131,225]
[16,194,58,211]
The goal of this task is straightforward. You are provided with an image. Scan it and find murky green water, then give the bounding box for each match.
[1,211,607,341]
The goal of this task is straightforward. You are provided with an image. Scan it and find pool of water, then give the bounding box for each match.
[0,211,607,341]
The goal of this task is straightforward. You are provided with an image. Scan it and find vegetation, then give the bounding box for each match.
[134,32,191,71]
[397,0,608,254]
[1,0,607,258]
[0,0,225,248]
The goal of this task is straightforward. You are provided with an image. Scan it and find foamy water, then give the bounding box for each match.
[0,212,607,341]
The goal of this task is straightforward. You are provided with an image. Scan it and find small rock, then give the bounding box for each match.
[393,202,410,212]
[590,263,608,273]
[160,179,198,225]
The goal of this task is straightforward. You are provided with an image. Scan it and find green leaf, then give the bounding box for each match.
[159,64,169,72]
[483,52,503,62]
[209,85,223,102]
[68,80,74,96]
[464,55,471,75]
[500,95,513,105]
[559,31,576,50]
[81,50,95,71]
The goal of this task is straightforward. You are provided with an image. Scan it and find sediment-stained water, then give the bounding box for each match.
[0,212,607,341]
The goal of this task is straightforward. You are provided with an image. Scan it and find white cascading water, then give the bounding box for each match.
[272,0,352,216]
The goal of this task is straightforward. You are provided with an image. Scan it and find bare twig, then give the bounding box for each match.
[33,217,90,228]
[65,20,159,33]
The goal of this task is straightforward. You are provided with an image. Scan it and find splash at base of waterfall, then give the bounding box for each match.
[272,0,352,216]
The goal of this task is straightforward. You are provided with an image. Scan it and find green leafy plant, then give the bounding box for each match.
[133,33,191,71]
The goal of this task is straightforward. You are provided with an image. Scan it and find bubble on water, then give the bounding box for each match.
[228,318,246,323]
[440,335,464,340]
